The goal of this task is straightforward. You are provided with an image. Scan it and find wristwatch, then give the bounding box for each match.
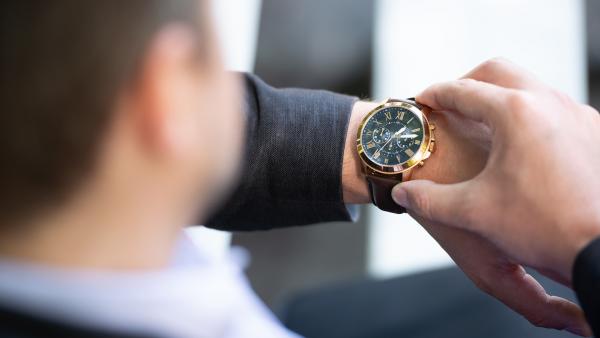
[356,98,436,213]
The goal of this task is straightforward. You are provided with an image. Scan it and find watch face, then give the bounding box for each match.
[360,106,425,167]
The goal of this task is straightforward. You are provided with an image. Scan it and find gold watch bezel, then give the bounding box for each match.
[356,99,434,176]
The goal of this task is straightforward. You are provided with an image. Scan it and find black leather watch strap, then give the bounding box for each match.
[366,175,406,214]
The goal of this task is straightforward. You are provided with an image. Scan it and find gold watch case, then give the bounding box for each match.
[356,98,435,178]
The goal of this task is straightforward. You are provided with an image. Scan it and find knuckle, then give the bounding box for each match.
[528,312,572,331]
[428,83,446,107]
[471,276,494,295]
[526,314,551,329]
[549,88,575,107]
[453,78,480,97]
[457,194,481,230]
[505,91,535,119]
[455,78,479,88]
[479,57,511,73]
[408,188,434,219]
[506,91,530,110]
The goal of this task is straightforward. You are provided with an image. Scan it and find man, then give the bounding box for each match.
[392,59,600,337]
[0,1,592,338]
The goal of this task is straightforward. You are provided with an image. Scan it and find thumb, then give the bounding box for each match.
[392,180,470,224]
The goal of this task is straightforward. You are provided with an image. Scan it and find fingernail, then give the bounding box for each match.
[391,185,409,207]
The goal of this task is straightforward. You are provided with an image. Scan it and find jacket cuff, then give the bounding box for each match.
[573,236,600,336]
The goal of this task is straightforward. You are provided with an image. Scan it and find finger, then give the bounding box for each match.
[424,224,592,337]
[461,58,543,90]
[392,180,472,226]
[417,78,514,128]
[536,266,572,288]
[478,263,592,337]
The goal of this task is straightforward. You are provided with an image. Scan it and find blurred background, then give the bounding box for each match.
[201,0,600,337]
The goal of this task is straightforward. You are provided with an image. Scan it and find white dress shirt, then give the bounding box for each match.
[0,232,301,338]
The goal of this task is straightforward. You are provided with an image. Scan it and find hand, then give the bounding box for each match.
[408,104,591,336]
[392,58,600,335]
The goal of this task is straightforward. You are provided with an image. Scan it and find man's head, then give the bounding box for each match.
[0,1,242,231]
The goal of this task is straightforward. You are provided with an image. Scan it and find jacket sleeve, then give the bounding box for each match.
[573,236,600,336]
[204,73,359,231]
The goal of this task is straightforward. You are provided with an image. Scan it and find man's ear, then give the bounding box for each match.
[129,24,200,159]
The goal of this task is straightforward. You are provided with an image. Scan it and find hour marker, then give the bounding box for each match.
[414,140,421,145]
[373,152,381,159]
[366,142,376,149]
[384,111,392,120]
[411,128,421,132]
[396,154,402,162]
[366,131,372,136]
[398,111,405,120]
[384,158,389,164]
[404,149,415,157]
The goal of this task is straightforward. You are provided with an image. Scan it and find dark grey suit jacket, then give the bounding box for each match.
[206,73,358,231]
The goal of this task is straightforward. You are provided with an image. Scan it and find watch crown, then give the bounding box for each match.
[418,161,425,167]
[429,141,436,153]
[430,123,436,131]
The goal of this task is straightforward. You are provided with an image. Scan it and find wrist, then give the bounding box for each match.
[342,101,375,204]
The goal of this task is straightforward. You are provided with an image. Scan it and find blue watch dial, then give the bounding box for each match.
[361,107,425,166]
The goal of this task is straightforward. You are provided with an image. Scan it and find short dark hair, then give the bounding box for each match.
[0,1,204,223]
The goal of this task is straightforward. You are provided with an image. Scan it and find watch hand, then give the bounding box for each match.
[400,134,418,139]
[374,127,406,156]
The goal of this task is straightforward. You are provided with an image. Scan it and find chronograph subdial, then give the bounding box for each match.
[372,127,391,144]
[372,125,406,157]
[396,130,419,150]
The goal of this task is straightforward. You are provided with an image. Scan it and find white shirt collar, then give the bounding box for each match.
[0,231,300,338]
